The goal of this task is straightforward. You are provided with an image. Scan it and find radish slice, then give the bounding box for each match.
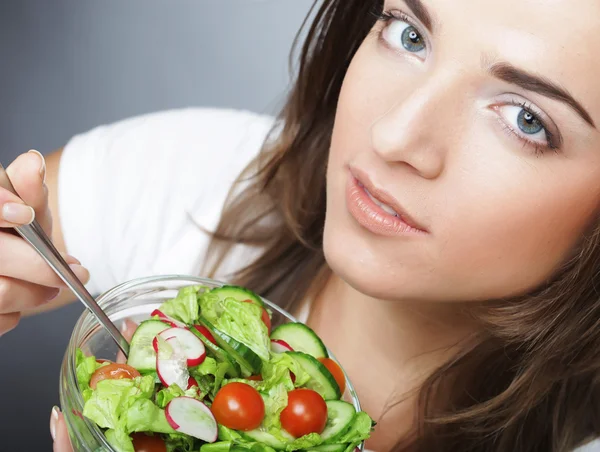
[151,309,186,328]
[193,325,218,346]
[158,327,206,367]
[165,397,218,442]
[271,339,294,353]
[188,376,198,390]
[156,336,189,390]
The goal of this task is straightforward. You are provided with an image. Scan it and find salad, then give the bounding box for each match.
[75,284,375,452]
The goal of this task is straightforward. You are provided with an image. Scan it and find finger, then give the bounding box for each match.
[0,186,36,228]
[6,150,52,234]
[51,407,74,452]
[116,318,139,364]
[0,232,89,287]
[0,277,60,314]
[0,312,20,337]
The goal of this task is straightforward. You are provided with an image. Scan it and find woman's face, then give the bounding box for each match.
[324,0,600,302]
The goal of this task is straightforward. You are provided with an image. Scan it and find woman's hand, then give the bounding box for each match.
[0,150,89,335]
[50,319,139,451]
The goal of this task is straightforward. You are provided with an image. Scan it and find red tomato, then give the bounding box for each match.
[193,325,218,346]
[280,389,327,438]
[89,363,141,389]
[317,358,346,394]
[243,299,271,334]
[131,432,167,452]
[247,375,263,381]
[211,382,265,431]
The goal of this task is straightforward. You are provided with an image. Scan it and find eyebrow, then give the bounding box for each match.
[404,0,434,32]
[489,63,595,128]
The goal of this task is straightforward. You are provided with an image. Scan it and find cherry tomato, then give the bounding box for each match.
[131,432,167,452]
[89,363,141,389]
[243,299,271,334]
[280,389,328,438]
[193,325,218,346]
[211,382,265,431]
[317,358,346,394]
[247,375,263,381]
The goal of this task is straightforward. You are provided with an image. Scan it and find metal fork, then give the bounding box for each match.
[0,162,129,356]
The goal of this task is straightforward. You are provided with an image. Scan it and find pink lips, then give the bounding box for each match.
[345,167,428,237]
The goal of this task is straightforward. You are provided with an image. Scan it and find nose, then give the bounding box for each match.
[370,71,464,179]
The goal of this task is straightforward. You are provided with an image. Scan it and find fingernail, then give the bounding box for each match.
[65,254,81,265]
[69,264,90,284]
[2,203,35,224]
[50,405,60,440]
[47,288,61,302]
[28,149,46,184]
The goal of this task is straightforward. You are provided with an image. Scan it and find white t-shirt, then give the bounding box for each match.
[58,107,275,296]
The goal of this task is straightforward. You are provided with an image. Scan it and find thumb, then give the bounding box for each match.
[51,407,74,452]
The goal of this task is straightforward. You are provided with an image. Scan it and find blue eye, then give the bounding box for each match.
[401,26,426,53]
[381,16,427,57]
[517,109,544,135]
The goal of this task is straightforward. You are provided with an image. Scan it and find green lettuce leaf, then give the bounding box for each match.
[262,384,288,432]
[190,356,237,397]
[261,353,310,391]
[104,428,134,452]
[164,432,197,452]
[217,425,243,441]
[75,348,106,400]
[125,399,176,434]
[200,294,270,361]
[200,441,232,452]
[335,412,374,443]
[284,433,323,451]
[155,384,202,409]
[82,375,155,430]
[158,285,205,324]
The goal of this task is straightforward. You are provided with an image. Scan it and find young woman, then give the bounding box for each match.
[1,0,599,450]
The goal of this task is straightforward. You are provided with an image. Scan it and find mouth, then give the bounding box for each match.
[346,167,428,236]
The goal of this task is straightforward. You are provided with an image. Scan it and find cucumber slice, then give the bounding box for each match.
[209,285,264,307]
[288,352,341,400]
[190,325,241,378]
[198,317,262,377]
[321,401,356,442]
[200,441,231,452]
[306,445,347,452]
[271,323,328,359]
[240,429,294,450]
[126,320,170,372]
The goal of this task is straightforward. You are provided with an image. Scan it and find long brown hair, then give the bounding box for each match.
[203,1,600,450]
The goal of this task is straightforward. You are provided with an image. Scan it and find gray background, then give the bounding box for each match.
[0,1,313,450]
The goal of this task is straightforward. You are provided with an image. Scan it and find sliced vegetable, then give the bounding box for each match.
[271,339,294,354]
[317,358,346,395]
[190,325,241,378]
[89,363,141,390]
[280,389,328,438]
[130,432,167,452]
[127,320,170,372]
[211,382,265,431]
[198,317,262,377]
[320,401,356,442]
[287,352,341,400]
[193,324,218,346]
[151,309,186,328]
[209,285,265,307]
[165,396,218,442]
[156,336,189,390]
[155,327,206,367]
[271,323,328,359]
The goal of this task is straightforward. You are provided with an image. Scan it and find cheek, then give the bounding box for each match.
[435,154,600,299]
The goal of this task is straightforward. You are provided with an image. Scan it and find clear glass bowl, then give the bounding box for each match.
[59,275,364,451]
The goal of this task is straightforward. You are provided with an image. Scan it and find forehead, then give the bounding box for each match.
[398,0,600,121]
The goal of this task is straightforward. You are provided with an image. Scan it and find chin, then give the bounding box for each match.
[322,218,417,302]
